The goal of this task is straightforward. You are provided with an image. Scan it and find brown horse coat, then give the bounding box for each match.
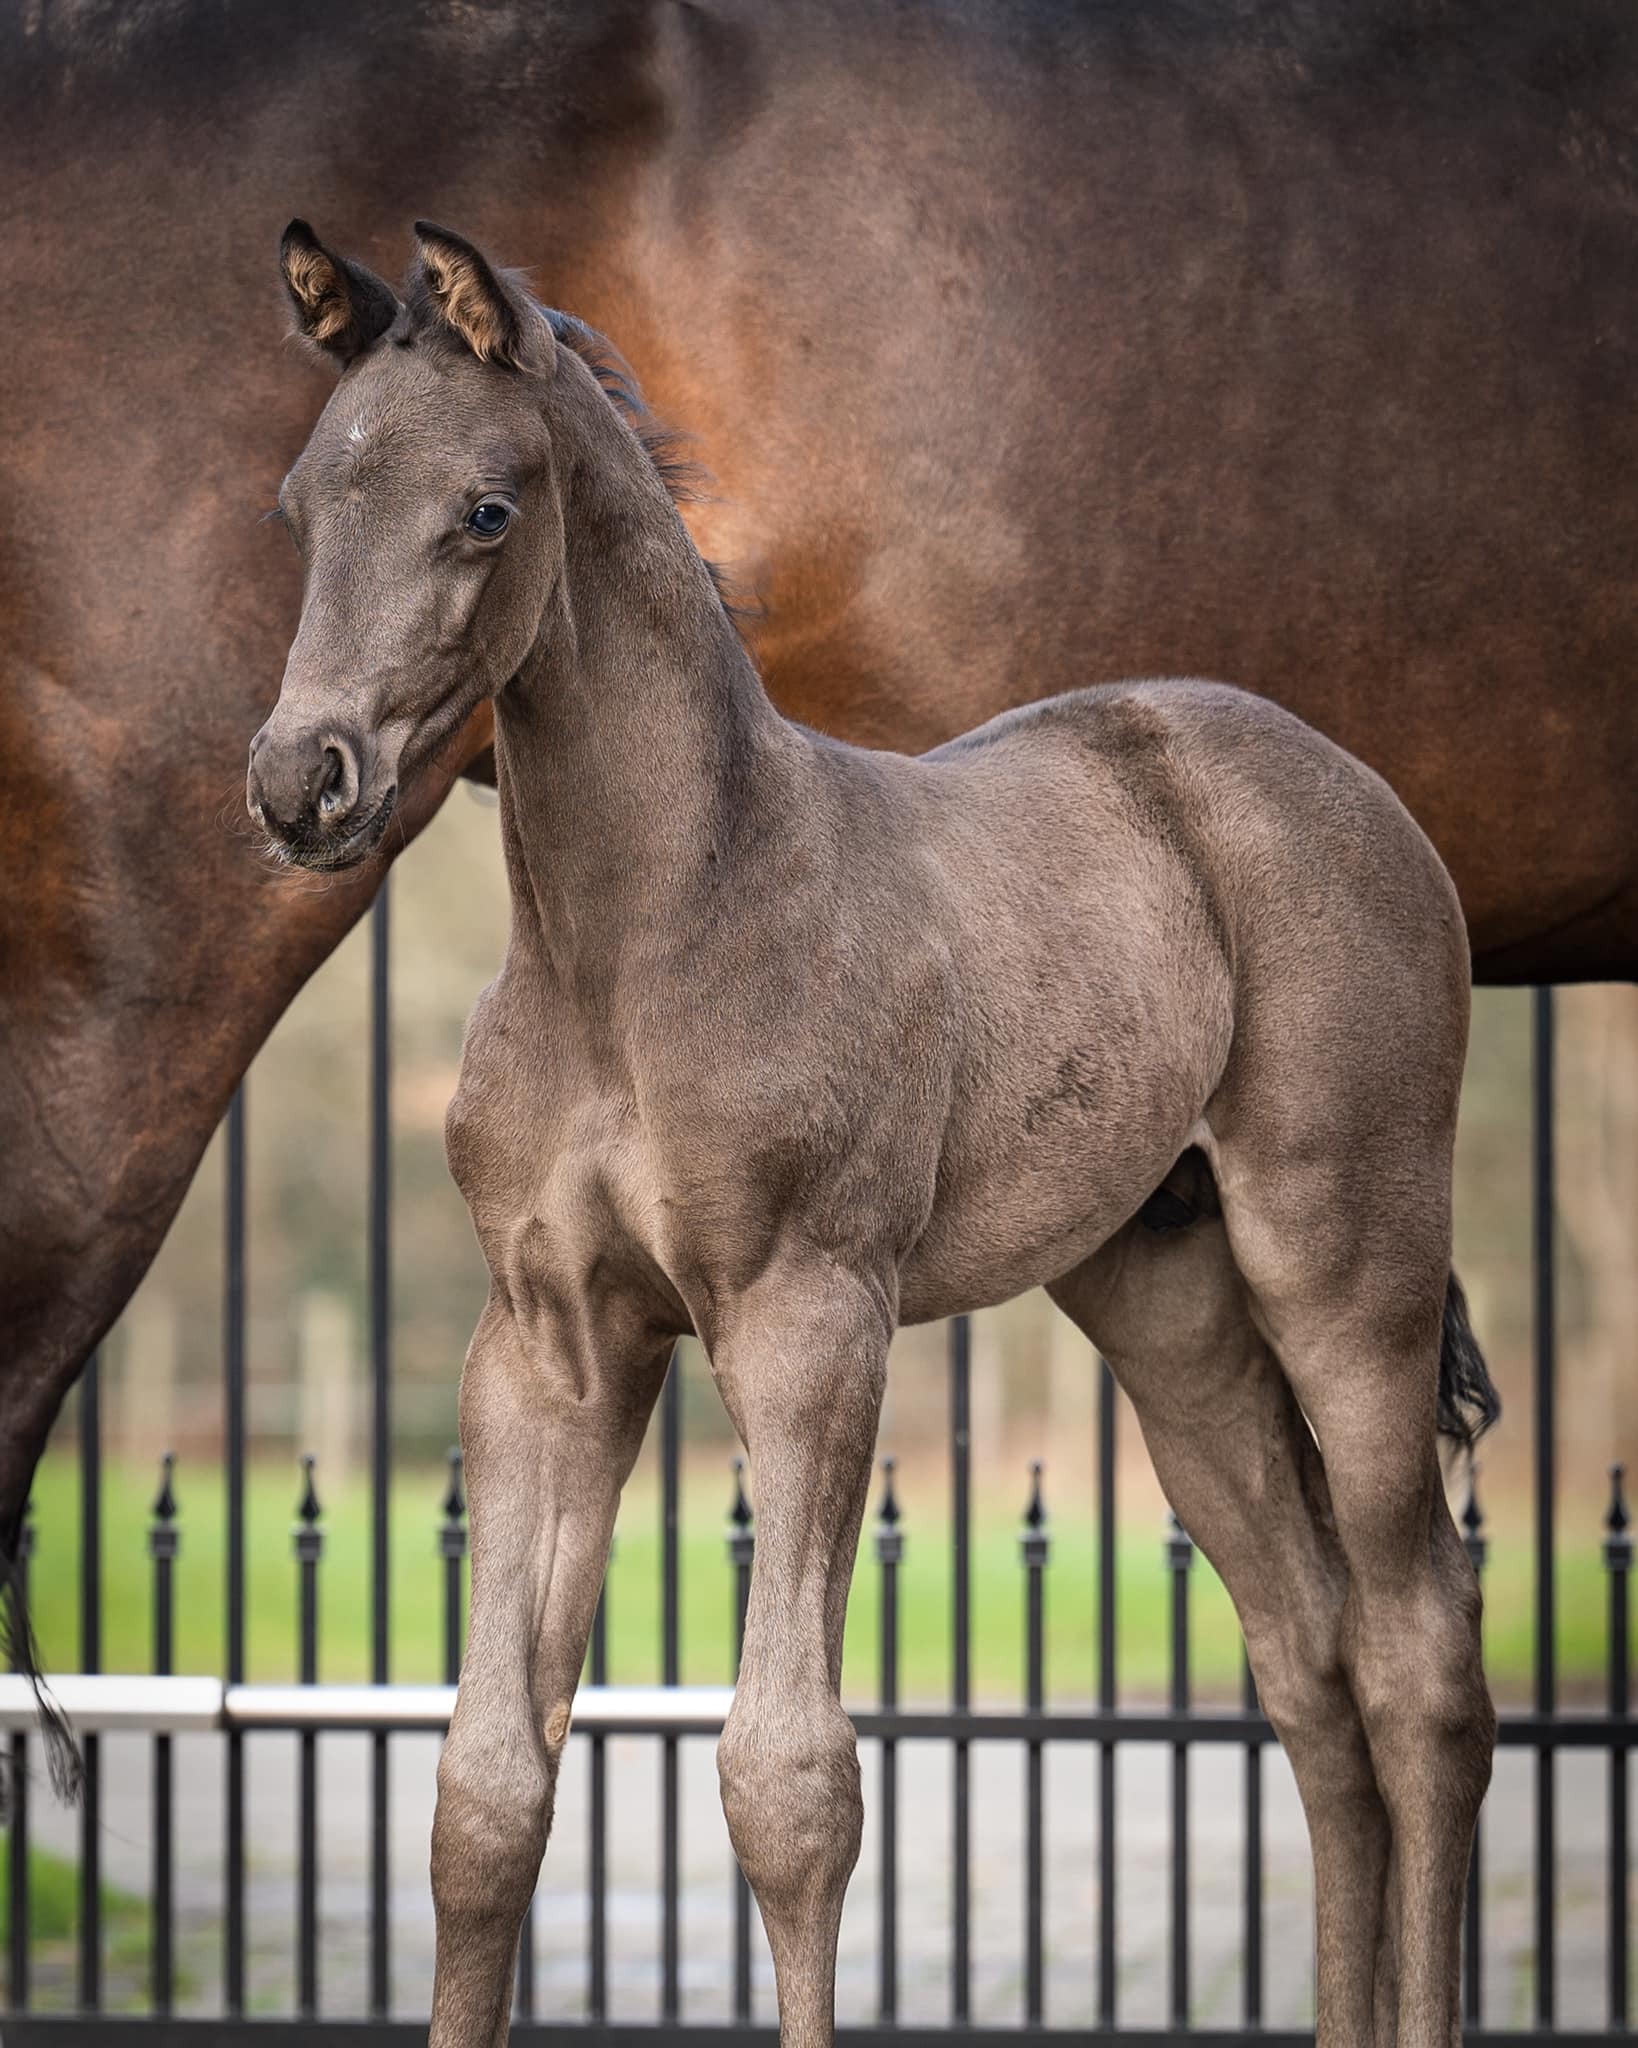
[0,0,1627,1786]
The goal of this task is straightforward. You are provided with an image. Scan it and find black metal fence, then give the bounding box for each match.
[0,907,1630,2045]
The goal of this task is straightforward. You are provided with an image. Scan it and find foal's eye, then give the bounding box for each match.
[465,500,511,540]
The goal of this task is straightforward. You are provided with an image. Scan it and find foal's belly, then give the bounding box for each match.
[896,1091,1209,1325]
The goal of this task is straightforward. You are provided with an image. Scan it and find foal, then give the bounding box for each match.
[251,221,1496,2048]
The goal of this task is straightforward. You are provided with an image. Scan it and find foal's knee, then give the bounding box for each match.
[431,1714,553,1927]
[1251,1636,1356,1754]
[717,1685,862,1928]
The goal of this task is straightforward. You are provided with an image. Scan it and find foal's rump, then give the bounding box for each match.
[909,676,1473,1330]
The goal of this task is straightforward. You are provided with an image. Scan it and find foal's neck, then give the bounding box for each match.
[493,357,794,977]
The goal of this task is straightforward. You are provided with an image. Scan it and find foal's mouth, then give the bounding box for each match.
[265,786,398,874]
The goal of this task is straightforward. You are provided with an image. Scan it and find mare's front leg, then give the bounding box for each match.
[429,1293,672,2048]
[709,1272,892,2048]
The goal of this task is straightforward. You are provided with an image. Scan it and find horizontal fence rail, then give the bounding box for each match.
[2,2027,1633,2048]
[3,983,1626,2038]
[0,1676,1633,1750]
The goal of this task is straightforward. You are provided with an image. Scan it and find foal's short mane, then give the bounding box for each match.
[539,304,749,622]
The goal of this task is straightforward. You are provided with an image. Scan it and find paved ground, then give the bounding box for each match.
[19,1716,1616,2027]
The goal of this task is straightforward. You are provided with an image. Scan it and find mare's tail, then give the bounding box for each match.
[1,1537,82,1814]
[1436,1269,1501,1449]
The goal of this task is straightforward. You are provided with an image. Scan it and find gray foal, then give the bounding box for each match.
[249,221,1496,2048]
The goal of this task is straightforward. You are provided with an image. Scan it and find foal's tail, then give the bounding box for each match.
[1437,1269,1501,1448]
[0,1542,81,1816]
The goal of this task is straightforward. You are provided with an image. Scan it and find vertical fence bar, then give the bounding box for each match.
[294,1456,323,2021]
[440,1451,466,1684]
[876,1459,904,2024]
[660,1348,682,2023]
[1166,1510,1193,2030]
[1461,1466,1488,2027]
[368,887,392,2020]
[149,1456,179,2015]
[588,1564,610,2022]
[728,1460,756,2023]
[79,1355,102,2012]
[1607,1464,1631,2029]
[1241,1651,1262,2027]
[1532,984,1556,2028]
[223,1086,248,2015]
[1097,1356,1118,2026]
[950,1314,972,2023]
[1021,1463,1049,2026]
[514,1866,536,2018]
[7,1507,33,2013]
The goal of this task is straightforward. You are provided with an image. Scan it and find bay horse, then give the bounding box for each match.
[253,218,1498,2048]
[2,0,1631,1800]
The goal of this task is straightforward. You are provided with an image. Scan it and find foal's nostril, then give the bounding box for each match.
[317,746,347,817]
[303,737,362,827]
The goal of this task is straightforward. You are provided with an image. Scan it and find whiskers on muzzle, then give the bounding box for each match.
[253,783,399,875]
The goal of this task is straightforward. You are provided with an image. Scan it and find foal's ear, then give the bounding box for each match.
[408,220,537,369]
[279,220,400,365]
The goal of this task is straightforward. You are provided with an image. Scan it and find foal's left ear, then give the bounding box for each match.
[279,219,401,364]
[409,220,536,369]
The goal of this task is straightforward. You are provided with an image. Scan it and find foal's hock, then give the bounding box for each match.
[252,220,1496,2048]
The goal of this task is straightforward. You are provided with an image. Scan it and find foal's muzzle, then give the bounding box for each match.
[246,724,395,870]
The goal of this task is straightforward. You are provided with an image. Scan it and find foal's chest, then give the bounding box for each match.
[445,978,680,1322]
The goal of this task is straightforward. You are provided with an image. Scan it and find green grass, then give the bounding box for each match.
[21,1458,1612,1705]
[0,1846,149,1986]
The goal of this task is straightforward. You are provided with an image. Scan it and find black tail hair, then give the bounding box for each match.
[0,1547,81,1813]
[1437,1269,1501,1448]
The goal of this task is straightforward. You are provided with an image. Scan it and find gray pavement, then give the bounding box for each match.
[17,1718,1618,2027]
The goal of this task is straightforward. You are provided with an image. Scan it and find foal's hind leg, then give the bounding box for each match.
[1213,1140,1493,2048]
[707,1268,891,2048]
[1050,1211,1394,2047]
[429,1296,672,2048]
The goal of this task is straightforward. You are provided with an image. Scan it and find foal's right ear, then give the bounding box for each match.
[279,219,400,365]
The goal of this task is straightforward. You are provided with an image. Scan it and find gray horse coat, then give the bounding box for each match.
[251,221,1495,2048]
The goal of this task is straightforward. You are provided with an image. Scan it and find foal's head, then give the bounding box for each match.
[248,220,579,869]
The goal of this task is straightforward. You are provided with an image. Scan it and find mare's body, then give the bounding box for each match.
[3,0,1637,1561]
[253,223,1495,2048]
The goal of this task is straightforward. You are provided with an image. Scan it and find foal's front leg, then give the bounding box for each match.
[429,1296,671,2048]
[709,1275,891,2048]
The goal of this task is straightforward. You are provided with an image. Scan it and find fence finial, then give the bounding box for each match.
[878,1455,902,1529]
[1461,1460,1488,1573]
[1025,1460,1046,1531]
[728,1455,752,1532]
[152,1450,178,1525]
[1165,1505,1194,1572]
[726,1456,755,1573]
[1021,1460,1050,1567]
[874,1454,905,1566]
[294,1453,324,1566]
[149,1452,181,1565]
[442,1446,466,1525]
[1606,1464,1633,1573]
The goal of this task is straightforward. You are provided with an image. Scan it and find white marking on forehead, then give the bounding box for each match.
[346,416,370,446]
